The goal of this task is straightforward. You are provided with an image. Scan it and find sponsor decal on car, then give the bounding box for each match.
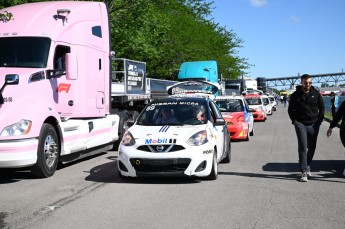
[159,126,170,132]
[145,138,168,144]
[145,138,177,144]
[203,149,213,154]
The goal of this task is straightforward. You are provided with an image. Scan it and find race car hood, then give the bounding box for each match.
[128,124,208,144]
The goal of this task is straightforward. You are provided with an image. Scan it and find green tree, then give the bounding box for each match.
[1,0,250,80]
[321,82,329,88]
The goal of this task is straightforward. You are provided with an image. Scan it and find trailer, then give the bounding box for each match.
[224,79,242,95]
[0,1,153,177]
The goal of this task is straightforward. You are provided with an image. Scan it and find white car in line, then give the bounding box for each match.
[261,95,273,115]
[117,95,231,180]
[268,95,277,111]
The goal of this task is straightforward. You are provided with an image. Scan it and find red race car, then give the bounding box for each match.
[215,96,254,141]
[244,94,267,122]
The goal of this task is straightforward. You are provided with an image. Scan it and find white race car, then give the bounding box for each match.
[261,95,273,115]
[117,95,231,180]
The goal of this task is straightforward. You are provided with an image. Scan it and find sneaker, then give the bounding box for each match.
[307,166,312,177]
[299,172,308,182]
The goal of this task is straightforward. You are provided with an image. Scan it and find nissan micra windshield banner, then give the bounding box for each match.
[167,81,219,96]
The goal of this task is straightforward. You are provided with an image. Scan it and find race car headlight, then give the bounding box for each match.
[121,130,135,146]
[186,130,208,146]
[0,119,32,136]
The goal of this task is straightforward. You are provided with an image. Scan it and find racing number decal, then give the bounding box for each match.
[56,83,71,93]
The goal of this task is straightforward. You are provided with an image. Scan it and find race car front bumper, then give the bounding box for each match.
[117,143,215,178]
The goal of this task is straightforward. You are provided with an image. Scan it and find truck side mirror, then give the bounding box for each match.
[5,74,19,85]
[0,74,19,105]
[65,53,78,80]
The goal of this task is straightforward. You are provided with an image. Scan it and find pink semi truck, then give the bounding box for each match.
[0,1,150,177]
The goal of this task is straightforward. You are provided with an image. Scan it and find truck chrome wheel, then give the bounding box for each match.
[31,124,60,178]
[43,135,58,168]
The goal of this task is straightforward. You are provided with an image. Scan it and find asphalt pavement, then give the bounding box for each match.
[1,103,345,229]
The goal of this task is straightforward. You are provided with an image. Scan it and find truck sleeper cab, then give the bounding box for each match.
[0,1,119,177]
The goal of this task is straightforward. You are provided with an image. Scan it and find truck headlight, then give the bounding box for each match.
[121,130,135,146]
[1,119,32,136]
[187,130,208,146]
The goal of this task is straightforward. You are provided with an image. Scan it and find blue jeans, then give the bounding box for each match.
[294,121,320,173]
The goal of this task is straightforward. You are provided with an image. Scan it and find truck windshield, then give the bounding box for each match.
[0,37,51,68]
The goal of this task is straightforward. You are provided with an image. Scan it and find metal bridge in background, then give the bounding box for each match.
[265,71,345,88]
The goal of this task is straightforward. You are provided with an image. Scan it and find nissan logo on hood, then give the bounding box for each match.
[156,145,165,152]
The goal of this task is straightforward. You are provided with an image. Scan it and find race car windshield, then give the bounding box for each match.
[245,98,262,105]
[262,98,269,104]
[137,102,207,126]
[216,99,244,112]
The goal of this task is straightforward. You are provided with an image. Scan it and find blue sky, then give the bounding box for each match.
[209,0,345,79]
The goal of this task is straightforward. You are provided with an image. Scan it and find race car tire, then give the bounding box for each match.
[206,152,218,180]
[249,125,254,136]
[245,126,250,141]
[221,140,231,163]
[31,123,60,178]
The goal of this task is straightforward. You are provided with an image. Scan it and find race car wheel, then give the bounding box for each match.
[245,126,250,141]
[206,151,218,180]
[249,125,254,136]
[221,140,231,163]
[31,123,60,178]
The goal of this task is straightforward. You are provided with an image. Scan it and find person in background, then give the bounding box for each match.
[288,74,325,182]
[274,94,279,107]
[330,91,339,118]
[326,100,345,176]
[283,94,288,107]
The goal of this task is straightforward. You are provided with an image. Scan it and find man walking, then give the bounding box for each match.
[288,74,325,182]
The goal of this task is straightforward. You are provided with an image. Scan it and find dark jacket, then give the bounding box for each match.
[330,101,345,128]
[288,85,325,125]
